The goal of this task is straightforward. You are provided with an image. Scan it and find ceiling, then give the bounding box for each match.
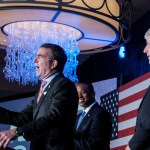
[0,0,124,54]
[0,0,150,101]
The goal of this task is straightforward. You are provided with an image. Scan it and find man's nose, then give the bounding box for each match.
[143,44,149,53]
[34,57,37,63]
[78,92,82,98]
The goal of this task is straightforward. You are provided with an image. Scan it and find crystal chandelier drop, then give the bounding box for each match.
[3,21,81,85]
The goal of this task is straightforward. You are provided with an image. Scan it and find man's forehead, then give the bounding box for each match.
[77,84,89,91]
[146,37,150,43]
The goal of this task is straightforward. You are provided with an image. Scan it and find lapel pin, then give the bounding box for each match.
[43,92,47,95]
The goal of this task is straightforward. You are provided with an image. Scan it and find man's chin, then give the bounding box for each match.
[79,103,85,107]
[35,72,41,78]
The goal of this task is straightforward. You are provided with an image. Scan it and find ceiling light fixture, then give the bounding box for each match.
[3,21,81,85]
[0,0,132,85]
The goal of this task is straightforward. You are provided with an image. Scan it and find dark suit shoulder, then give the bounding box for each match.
[90,103,109,114]
[89,103,111,121]
[52,73,75,87]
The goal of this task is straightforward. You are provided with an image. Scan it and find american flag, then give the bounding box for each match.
[100,72,150,150]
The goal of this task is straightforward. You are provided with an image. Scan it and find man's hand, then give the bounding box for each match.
[0,129,18,148]
[125,145,131,150]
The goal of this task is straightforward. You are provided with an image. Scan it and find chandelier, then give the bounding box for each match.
[0,0,132,85]
[3,21,81,85]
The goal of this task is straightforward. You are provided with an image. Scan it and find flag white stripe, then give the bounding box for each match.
[119,99,142,115]
[110,135,133,148]
[118,117,136,131]
[119,79,150,100]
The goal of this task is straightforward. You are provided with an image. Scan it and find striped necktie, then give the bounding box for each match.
[37,80,47,103]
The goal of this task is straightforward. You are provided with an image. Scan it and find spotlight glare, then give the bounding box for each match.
[119,46,126,59]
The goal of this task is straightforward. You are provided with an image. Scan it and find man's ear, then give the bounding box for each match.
[92,91,96,98]
[51,60,58,69]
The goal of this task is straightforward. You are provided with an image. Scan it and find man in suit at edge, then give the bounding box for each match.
[0,43,78,150]
[74,82,112,150]
[125,29,150,150]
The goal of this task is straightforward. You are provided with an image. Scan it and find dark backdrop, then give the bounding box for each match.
[77,10,150,86]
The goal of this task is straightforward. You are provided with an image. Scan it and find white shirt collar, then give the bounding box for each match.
[83,101,96,114]
[42,72,59,91]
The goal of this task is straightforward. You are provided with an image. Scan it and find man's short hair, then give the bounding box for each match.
[144,29,150,40]
[76,82,95,95]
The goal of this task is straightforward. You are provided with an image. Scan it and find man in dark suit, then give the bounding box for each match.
[125,29,150,150]
[74,82,112,150]
[0,43,78,150]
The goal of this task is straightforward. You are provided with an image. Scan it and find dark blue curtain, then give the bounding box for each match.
[77,11,150,86]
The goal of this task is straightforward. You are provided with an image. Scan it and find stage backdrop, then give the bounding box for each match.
[0,97,34,150]
[100,72,150,150]
[0,77,117,150]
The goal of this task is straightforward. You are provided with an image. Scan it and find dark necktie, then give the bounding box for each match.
[37,80,47,103]
[76,111,86,129]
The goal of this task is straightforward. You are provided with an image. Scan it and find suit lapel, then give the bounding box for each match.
[138,85,150,110]
[75,113,81,130]
[76,103,97,131]
[33,84,51,119]
[33,73,63,119]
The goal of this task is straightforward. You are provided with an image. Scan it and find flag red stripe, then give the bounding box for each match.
[119,89,146,107]
[111,145,126,150]
[118,109,138,122]
[118,126,135,138]
[119,72,150,92]
[110,73,150,150]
